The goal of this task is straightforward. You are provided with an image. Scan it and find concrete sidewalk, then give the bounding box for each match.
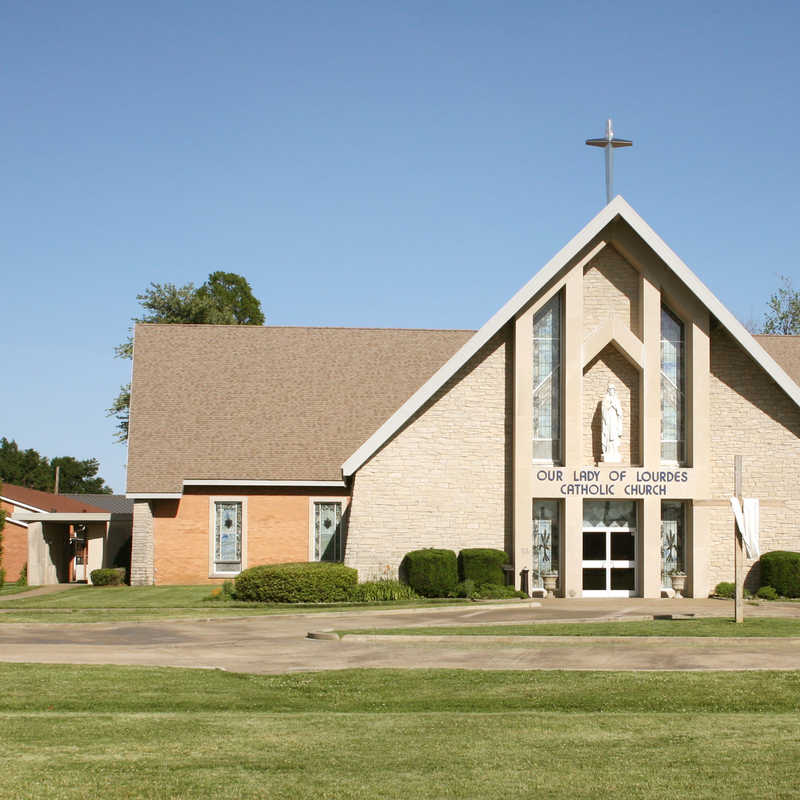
[0,597,798,673]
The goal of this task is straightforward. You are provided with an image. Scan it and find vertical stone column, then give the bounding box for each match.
[689,505,710,597]
[513,309,534,590]
[641,277,661,465]
[641,496,662,597]
[131,500,155,586]
[561,496,583,597]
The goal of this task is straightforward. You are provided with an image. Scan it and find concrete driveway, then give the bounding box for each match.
[1,597,799,673]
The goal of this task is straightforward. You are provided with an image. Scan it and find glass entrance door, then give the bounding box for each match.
[582,501,637,597]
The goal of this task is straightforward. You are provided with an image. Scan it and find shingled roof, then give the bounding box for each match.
[754,335,800,385]
[127,324,474,494]
[1,483,109,514]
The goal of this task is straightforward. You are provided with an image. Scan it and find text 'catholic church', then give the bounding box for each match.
[125,197,800,598]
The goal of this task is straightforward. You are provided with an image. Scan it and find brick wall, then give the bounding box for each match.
[583,246,641,339]
[151,489,350,584]
[345,329,513,580]
[583,344,640,465]
[1,500,27,582]
[707,327,800,590]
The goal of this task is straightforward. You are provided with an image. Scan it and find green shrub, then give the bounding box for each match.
[401,549,458,597]
[756,585,779,601]
[349,579,420,602]
[15,563,27,586]
[451,579,477,598]
[221,580,235,598]
[90,568,126,586]
[234,562,357,603]
[0,567,5,589]
[472,583,528,600]
[458,548,508,587]
[760,551,800,598]
[714,581,735,598]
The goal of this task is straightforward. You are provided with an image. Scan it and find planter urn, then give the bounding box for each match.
[542,572,558,599]
[670,573,687,598]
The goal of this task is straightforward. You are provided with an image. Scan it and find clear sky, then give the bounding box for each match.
[2,1,799,494]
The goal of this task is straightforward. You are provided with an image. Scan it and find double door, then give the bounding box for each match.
[581,526,636,597]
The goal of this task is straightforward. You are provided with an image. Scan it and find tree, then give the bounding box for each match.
[108,272,265,441]
[0,438,112,494]
[761,275,800,335]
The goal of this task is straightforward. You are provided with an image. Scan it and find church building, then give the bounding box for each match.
[125,197,800,597]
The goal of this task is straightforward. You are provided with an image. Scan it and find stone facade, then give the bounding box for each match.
[345,329,513,580]
[131,500,155,586]
[707,327,800,591]
[583,344,640,465]
[583,246,641,339]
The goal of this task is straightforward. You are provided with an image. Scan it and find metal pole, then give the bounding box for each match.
[605,145,613,205]
[734,455,743,623]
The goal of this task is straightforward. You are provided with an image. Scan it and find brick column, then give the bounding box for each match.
[130,500,155,586]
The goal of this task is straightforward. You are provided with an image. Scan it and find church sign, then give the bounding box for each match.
[534,467,694,498]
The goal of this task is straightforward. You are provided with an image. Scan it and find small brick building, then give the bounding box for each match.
[126,198,800,597]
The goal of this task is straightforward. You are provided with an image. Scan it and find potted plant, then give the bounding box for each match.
[542,571,559,599]
[670,570,687,598]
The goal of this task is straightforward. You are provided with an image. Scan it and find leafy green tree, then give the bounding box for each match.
[108,273,265,441]
[761,275,800,335]
[0,438,112,494]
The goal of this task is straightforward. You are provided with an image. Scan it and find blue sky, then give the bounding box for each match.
[2,1,799,494]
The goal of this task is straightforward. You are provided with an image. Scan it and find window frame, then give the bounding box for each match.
[308,497,348,562]
[208,496,248,578]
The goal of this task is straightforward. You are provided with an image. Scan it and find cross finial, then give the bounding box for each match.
[586,118,633,204]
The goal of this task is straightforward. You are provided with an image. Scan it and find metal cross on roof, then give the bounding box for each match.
[586,118,633,204]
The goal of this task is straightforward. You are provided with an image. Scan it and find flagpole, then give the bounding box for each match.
[734,455,743,623]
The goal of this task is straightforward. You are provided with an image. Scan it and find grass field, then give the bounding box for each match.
[0,584,32,597]
[0,585,474,622]
[342,617,800,637]
[1,665,799,799]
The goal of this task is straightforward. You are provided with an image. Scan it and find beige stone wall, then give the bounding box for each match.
[131,500,155,586]
[346,329,512,580]
[583,344,641,465]
[583,245,641,339]
[707,328,800,591]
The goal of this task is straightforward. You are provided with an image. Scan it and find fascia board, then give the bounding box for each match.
[126,493,182,500]
[182,479,347,488]
[5,517,29,528]
[342,198,627,477]
[12,512,111,522]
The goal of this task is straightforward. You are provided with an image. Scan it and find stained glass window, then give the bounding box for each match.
[214,501,242,572]
[532,500,560,588]
[533,294,562,461]
[314,502,343,562]
[661,306,685,463]
[661,501,685,587]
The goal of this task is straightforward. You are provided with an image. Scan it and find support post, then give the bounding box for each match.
[734,455,743,624]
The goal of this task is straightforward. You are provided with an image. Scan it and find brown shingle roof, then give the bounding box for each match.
[127,324,475,493]
[0,483,109,514]
[754,335,800,385]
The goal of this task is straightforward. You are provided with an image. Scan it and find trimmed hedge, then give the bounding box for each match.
[234,562,358,603]
[401,549,458,598]
[90,567,126,586]
[760,551,800,598]
[458,548,508,587]
[714,581,735,598]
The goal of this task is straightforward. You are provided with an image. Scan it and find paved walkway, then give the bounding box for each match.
[0,598,799,673]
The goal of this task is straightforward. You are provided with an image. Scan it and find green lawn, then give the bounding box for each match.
[0,584,33,597]
[0,584,476,622]
[342,617,800,638]
[1,665,799,799]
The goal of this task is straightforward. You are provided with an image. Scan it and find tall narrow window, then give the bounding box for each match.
[533,294,561,461]
[660,306,685,464]
[213,501,242,574]
[532,500,560,589]
[661,501,686,588]
[314,501,343,562]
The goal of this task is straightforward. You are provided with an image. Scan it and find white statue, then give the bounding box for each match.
[601,383,623,463]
